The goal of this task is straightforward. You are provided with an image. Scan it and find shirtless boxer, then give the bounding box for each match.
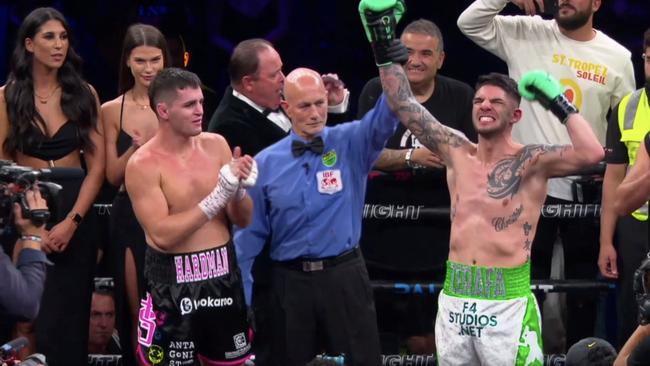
[359,1,604,364]
[125,68,256,366]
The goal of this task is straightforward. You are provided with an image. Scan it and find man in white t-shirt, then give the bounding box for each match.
[458,0,635,350]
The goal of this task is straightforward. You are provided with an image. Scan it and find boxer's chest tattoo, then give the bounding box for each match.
[486,144,560,199]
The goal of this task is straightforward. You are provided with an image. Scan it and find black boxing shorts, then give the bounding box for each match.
[137,242,252,366]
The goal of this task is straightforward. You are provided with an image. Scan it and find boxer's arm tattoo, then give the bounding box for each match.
[491,204,523,232]
[487,144,565,199]
[379,65,470,157]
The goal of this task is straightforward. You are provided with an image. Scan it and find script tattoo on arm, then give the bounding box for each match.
[492,204,523,232]
[487,144,564,199]
[379,64,470,160]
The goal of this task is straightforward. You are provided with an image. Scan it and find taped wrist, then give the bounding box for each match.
[198,164,239,219]
[241,159,258,188]
[550,94,578,124]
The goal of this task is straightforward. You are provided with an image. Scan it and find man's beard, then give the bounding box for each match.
[554,5,592,31]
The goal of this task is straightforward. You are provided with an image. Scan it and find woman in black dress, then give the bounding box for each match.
[101,23,169,362]
[0,7,104,366]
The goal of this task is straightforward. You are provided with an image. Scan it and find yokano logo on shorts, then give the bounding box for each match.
[179,297,234,315]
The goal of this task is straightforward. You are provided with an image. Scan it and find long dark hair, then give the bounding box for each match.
[118,23,170,95]
[4,7,97,157]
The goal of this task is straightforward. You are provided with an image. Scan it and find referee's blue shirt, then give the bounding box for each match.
[235,95,398,303]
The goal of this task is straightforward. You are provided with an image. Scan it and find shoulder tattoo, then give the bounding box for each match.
[487,144,562,199]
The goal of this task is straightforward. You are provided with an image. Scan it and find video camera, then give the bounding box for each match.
[0,160,61,235]
[0,337,47,366]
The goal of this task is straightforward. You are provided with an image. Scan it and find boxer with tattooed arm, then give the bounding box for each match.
[359,1,603,364]
[458,0,634,349]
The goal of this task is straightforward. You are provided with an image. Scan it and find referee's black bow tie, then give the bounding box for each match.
[291,136,324,157]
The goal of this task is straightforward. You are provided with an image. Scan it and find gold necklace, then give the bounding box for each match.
[34,86,60,104]
[131,92,149,110]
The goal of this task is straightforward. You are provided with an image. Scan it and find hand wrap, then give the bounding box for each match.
[235,159,258,200]
[198,164,240,219]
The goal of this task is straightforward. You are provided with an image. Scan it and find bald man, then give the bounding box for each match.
[236,68,398,366]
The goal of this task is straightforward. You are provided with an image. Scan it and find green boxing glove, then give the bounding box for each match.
[358,0,406,67]
[518,70,578,124]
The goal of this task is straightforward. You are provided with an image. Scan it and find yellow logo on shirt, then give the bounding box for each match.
[552,54,608,85]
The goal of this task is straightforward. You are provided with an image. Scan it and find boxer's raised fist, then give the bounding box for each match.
[358,0,406,66]
[518,70,578,124]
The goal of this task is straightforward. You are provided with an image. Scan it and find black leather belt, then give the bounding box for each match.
[274,247,360,272]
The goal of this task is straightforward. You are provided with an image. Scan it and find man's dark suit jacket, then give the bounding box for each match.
[207,86,288,156]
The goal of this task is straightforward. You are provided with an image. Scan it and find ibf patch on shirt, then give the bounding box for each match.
[317,169,343,194]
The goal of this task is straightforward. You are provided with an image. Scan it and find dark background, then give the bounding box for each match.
[1,0,647,117]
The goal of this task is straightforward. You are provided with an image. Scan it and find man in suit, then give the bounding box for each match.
[207,38,348,156]
[207,38,348,366]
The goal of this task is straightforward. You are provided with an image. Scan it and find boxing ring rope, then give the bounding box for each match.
[363,162,604,221]
[371,279,615,295]
[86,352,568,366]
[326,353,568,366]
[94,202,602,219]
[363,203,601,220]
